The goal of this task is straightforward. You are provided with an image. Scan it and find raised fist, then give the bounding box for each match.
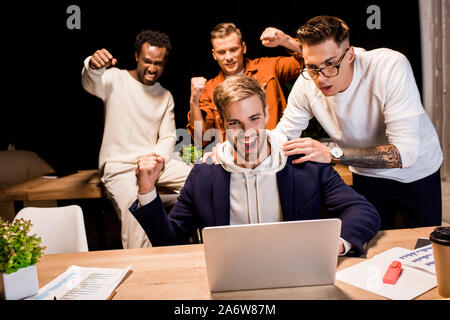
[260,27,289,48]
[89,48,117,70]
[136,153,165,195]
[190,77,207,104]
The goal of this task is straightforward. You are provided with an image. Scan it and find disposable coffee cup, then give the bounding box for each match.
[430,227,450,297]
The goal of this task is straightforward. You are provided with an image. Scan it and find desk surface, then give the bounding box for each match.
[36,226,439,300]
[0,170,102,202]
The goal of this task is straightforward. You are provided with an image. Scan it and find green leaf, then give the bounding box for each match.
[0,217,44,273]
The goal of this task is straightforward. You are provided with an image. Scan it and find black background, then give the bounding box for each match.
[1,0,422,173]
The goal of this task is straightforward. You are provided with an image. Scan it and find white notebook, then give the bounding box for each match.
[336,247,437,300]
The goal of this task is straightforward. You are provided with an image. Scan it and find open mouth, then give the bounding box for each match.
[232,131,268,165]
[145,71,157,81]
[225,62,236,68]
[320,85,333,94]
[238,136,258,152]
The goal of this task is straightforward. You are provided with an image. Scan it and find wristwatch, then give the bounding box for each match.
[330,146,343,164]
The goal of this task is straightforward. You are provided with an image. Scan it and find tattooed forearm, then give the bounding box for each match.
[339,144,402,168]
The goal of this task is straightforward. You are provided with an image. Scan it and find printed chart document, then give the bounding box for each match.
[336,247,436,300]
[27,265,132,300]
[397,244,435,274]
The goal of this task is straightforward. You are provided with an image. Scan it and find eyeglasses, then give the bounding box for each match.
[301,48,349,80]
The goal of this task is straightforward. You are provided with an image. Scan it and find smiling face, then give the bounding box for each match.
[134,42,167,86]
[212,33,247,77]
[302,38,355,96]
[222,95,269,168]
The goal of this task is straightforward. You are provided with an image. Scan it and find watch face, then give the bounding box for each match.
[331,147,343,158]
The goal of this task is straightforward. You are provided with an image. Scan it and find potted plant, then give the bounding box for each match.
[0,217,45,300]
[180,144,204,165]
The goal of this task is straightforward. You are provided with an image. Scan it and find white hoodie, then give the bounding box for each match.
[216,130,287,225]
[137,129,352,254]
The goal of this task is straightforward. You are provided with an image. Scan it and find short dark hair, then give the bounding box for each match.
[134,30,172,56]
[297,16,350,47]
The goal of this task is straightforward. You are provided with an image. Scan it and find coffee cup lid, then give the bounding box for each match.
[430,227,450,246]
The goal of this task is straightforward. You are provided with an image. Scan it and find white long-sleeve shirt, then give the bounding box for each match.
[275,47,443,183]
[81,56,176,169]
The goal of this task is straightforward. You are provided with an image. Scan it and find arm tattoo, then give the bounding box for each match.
[340,144,402,169]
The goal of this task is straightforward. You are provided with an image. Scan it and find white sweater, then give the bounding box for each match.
[275,47,443,183]
[81,56,177,169]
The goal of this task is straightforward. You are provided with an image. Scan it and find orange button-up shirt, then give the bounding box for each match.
[187,56,301,147]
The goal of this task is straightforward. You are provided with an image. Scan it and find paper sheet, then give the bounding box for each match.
[27,265,132,300]
[336,247,436,300]
[398,244,436,274]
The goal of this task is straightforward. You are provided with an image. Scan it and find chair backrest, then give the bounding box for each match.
[14,205,89,254]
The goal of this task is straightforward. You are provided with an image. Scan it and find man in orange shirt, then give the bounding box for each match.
[187,23,302,148]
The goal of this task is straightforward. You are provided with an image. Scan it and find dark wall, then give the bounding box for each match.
[1,0,422,173]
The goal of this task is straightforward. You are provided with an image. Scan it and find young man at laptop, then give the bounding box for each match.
[130,75,380,256]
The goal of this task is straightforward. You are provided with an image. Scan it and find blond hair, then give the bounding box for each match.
[210,22,243,45]
[213,75,266,121]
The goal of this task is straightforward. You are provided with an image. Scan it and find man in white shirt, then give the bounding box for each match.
[130,75,381,257]
[81,30,191,249]
[275,16,443,229]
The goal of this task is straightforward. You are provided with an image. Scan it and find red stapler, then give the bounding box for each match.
[383,261,402,284]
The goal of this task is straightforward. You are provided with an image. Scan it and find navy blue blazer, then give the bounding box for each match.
[130,158,381,256]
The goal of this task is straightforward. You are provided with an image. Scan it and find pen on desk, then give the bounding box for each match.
[53,293,63,300]
[107,290,117,300]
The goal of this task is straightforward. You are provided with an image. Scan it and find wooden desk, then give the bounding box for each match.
[36,226,440,300]
[0,170,102,203]
[0,170,104,218]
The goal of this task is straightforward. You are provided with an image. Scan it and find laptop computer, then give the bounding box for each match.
[202,218,341,292]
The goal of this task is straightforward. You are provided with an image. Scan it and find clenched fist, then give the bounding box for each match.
[260,27,289,48]
[190,77,207,104]
[136,153,165,195]
[89,48,118,70]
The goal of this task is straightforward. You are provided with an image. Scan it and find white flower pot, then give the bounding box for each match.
[0,265,39,300]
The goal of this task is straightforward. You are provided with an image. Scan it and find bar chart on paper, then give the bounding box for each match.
[61,272,122,300]
[28,265,132,300]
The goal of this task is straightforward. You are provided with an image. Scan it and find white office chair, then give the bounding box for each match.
[14,205,89,254]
